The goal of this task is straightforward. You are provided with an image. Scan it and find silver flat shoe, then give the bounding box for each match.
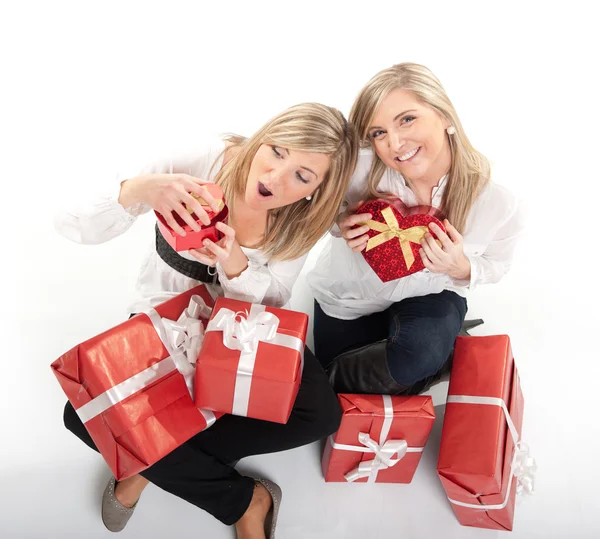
[255,478,282,539]
[101,477,137,532]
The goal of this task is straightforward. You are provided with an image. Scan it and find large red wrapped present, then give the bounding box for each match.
[437,335,536,531]
[156,183,229,252]
[322,394,435,483]
[195,297,307,424]
[51,285,222,481]
[357,199,445,282]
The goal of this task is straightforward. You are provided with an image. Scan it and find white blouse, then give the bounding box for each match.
[307,148,525,320]
[54,140,308,314]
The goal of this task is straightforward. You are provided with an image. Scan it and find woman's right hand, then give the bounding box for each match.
[118,173,222,236]
[337,200,373,252]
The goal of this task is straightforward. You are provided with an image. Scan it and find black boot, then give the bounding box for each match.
[327,340,450,396]
[327,319,483,395]
[327,319,485,396]
[327,340,409,395]
[459,318,484,336]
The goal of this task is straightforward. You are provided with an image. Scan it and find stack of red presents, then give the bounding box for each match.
[321,335,535,531]
[52,196,534,531]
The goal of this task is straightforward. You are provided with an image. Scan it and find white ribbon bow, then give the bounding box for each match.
[206,307,280,354]
[344,432,409,482]
[161,294,212,369]
[445,394,537,510]
[513,442,536,495]
[204,303,304,417]
[156,294,212,395]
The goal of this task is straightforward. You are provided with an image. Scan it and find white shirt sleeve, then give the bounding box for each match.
[216,253,309,307]
[53,140,226,245]
[53,193,148,245]
[450,185,526,290]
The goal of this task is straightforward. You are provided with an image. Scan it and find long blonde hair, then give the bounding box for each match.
[349,62,489,233]
[213,103,358,260]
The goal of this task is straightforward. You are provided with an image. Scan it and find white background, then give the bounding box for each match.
[2,1,599,538]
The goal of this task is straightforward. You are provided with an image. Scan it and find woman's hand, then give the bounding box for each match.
[118,173,222,236]
[337,200,373,252]
[189,222,249,279]
[419,219,471,280]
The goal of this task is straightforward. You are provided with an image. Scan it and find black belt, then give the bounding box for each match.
[155,224,220,285]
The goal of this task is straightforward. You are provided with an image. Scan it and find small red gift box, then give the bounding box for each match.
[156,183,229,252]
[437,335,535,531]
[357,199,445,282]
[195,297,307,424]
[322,394,435,483]
[51,286,221,481]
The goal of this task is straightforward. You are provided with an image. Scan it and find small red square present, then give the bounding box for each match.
[322,394,435,483]
[51,285,221,481]
[195,297,307,424]
[357,199,445,282]
[156,183,229,252]
[437,335,535,531]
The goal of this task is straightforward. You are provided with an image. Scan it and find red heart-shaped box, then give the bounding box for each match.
[156,184,229,252]
[357,199,445,283]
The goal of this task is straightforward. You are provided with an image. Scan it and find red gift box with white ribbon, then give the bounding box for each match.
[51,286,221,480]
[194,297,307,424]
[322,394,435,483]
[437,335,536,531]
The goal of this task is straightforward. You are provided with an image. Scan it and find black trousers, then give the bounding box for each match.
[314,291,467,389]
[63,346,341,525]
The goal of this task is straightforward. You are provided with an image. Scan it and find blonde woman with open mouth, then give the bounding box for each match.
[56,102,358,538]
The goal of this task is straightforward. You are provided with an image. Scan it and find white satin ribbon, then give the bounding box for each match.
[76,294,215,428]
[205,304,304,417]
[445,394,536,510]
[329,395,425,483]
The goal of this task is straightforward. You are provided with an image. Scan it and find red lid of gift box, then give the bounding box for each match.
[154,183,229,252]
[157,183,226,229]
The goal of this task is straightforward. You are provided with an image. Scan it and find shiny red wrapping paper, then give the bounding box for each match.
[357,199,445,282]
[437,335,524,531]
[195,297,307,424]
[51,286,219,481]
[322,394,435,483]
[155,184,229,252]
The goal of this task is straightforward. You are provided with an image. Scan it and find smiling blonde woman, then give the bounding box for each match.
[308,63,524,395]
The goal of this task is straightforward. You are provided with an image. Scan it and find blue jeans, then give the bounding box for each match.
[314,290,467,388]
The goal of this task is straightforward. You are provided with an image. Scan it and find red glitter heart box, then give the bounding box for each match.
[357,199,445,283]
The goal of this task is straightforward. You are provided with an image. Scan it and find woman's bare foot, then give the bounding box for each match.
[114,474,149,508]
[235,482,273,539]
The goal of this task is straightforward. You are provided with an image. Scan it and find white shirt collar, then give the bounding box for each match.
[390,170,449,205]
[396,172,448,188]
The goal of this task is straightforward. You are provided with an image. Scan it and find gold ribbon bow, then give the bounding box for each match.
[365,207,429,270]
[186,193,225,214]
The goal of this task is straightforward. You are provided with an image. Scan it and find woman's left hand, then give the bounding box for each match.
[189,222,237,267]
[419,219,471,280]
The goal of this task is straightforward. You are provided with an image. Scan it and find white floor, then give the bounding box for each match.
[4,3,599,537]
[3,212,599,539]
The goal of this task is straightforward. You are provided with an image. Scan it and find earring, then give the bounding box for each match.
[306,195,312,201]
[446,126,456,135]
